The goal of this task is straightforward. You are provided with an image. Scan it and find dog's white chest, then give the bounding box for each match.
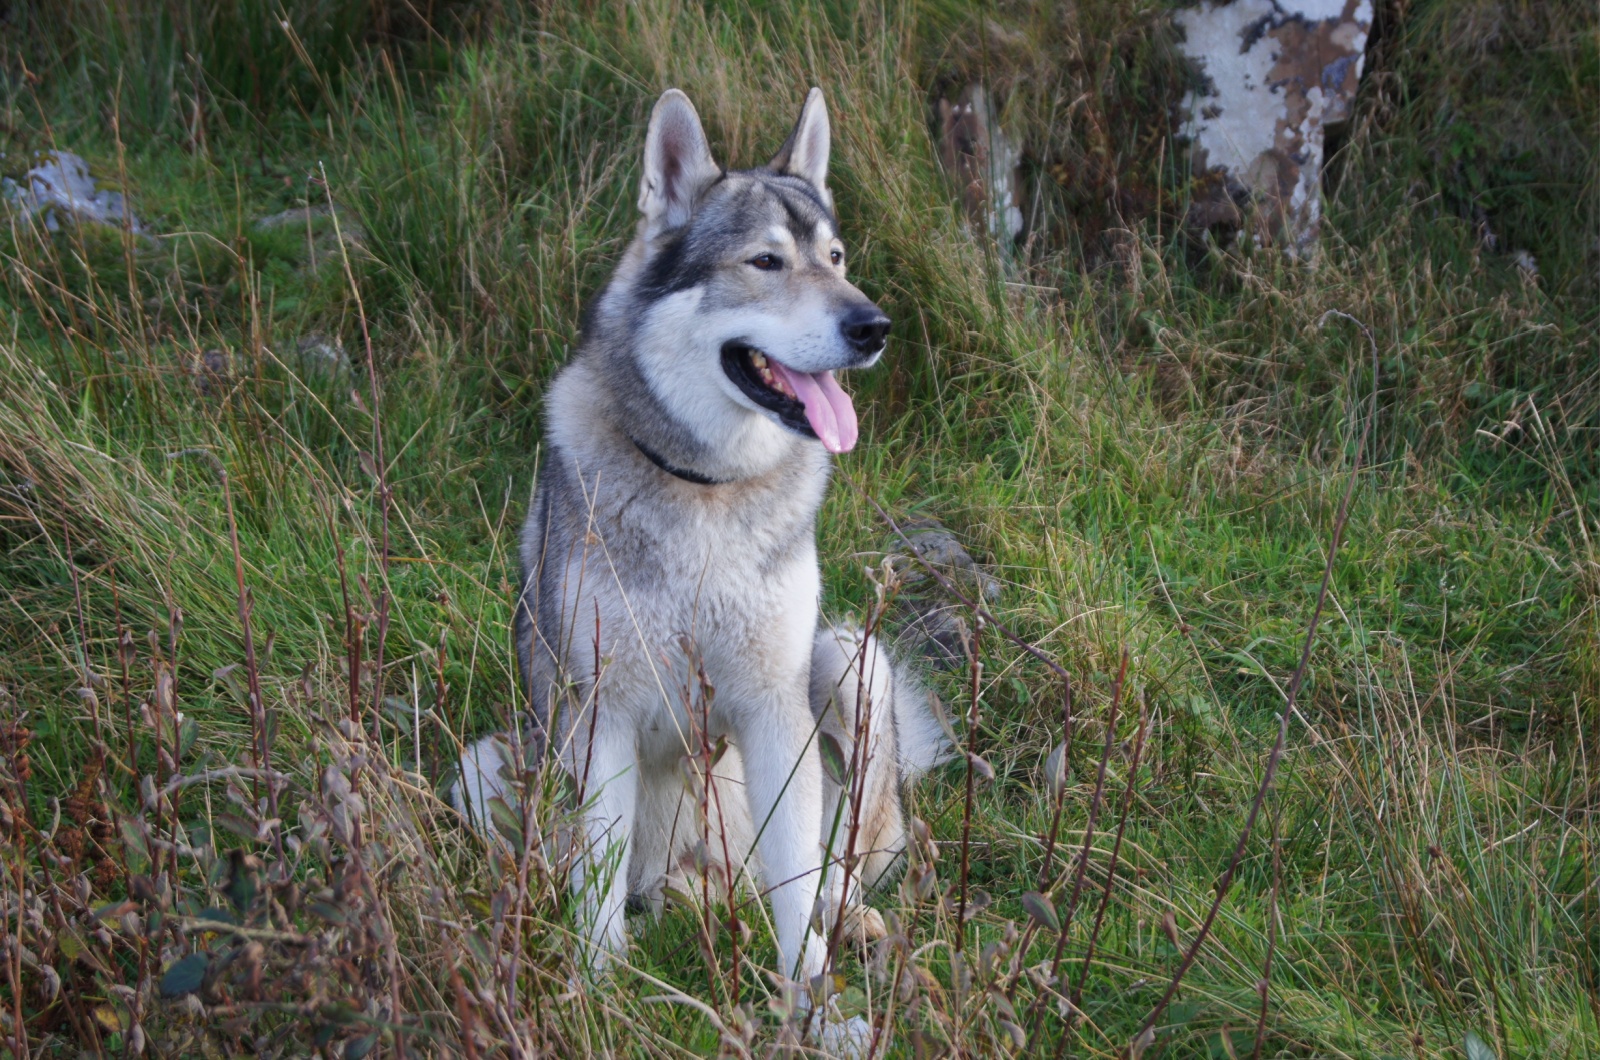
[552,467,825,729]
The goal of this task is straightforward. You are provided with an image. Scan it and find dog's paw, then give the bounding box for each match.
[815,1014,877,1059]
[835,903,888,944]
[819,897,888,946]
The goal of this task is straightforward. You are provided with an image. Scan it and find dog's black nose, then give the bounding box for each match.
[841,307,891,354]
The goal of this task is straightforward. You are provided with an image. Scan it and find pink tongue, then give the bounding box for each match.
[768,361,859,453]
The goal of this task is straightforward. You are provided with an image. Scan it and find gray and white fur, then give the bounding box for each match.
[452,88,949,998]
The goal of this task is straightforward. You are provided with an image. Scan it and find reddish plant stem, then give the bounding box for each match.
[165,605,183,881]
[107,567,149,1022]
[1029,651,1126,1044]
[5,835,32,1060]
[327,496,361,732]
[1036,678,1075,890]
[954,611,984,958]
[329,163,393,741]
[805,587,893,1053]
[433,629,448,782]
[1251,808,1282,1060]
[1000,678,1077,1008]
[61,522,103,751]
[1072,694,1149,1014]
[1137,310,1378,1048]
[823,588,890,974]
[448,945,481,1060]
[147,630,167,880]
[221,470,285,862]
[109,568,136,785]
[691,646,740,1015]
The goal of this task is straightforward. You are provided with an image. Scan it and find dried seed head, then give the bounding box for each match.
[40,964,61,1001]
[1161,910,1180,948]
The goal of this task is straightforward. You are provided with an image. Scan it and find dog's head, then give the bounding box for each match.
[614,88,888,461]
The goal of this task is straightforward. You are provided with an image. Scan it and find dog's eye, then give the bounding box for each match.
[750,253,782,271]
[830,249,844,266]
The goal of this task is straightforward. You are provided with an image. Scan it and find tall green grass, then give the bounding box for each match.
[2,1,1595,1056]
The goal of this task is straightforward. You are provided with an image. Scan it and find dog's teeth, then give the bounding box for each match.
[750,353,795,398]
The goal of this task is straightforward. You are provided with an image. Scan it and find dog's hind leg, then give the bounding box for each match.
[812,628,951,902]
[452,732,515,832]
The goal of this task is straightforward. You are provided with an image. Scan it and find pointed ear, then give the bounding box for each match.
[638,89,721,231]
[768,87,832,201]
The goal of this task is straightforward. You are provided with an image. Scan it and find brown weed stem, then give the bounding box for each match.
[1137,310,1379,1049]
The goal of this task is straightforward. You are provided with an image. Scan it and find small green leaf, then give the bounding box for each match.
[56,926,85,959]
[381,697,414,734]
[1043,743,1069,801]
[345,1032,379,1058]
[660,884,696,910]
[1020,891,1060,932]
[461,929,490,965]
[308,901,347,924]
[118,819,149,867]
[1464,1031,1497,1060]
[487,796,524,849]
[212,664,248,706]
[225,852,261,912]
[177,715,200,757]
[160,952,210,997]
[213,813,259,841]
[319,1001,360,1025]
[818,732,848,786]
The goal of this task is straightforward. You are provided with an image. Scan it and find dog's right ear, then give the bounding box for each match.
[639,89,721,234]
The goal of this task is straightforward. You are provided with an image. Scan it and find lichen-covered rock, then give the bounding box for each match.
[2,151,144,234]
[1176,1,1373,255]
[890,518,1002,670]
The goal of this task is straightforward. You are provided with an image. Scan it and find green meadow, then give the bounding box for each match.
[1,2,1595,1056]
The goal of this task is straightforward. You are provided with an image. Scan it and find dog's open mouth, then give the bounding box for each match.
[721,341,858,453]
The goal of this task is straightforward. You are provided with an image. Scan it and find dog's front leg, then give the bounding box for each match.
[572,724,637,972]
[737,701,829,989]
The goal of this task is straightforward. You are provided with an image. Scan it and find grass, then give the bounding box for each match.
[2,0,1596,1056]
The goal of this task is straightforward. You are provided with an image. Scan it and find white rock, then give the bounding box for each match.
[3,151,144,233]
[1177,1,1373,255]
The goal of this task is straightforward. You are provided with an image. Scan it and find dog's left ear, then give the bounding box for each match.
[769,87,833,207]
